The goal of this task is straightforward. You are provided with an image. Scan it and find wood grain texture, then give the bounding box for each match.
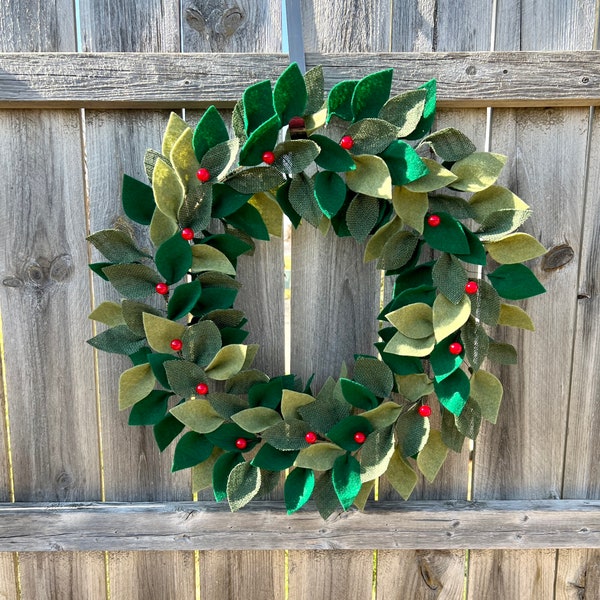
[0,554,17,600]
[391,0,435,52]
[555,548,600,600]
[3,51,600,108]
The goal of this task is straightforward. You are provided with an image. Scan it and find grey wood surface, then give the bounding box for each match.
[2,51,600,108]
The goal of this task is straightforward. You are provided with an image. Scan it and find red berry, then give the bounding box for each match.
[340,135,354,150]
[418,405,432,418]
[465,281,479,295]
[235,438,248,450]
[427,214,441,227]
[155,282,169,295]
[170,338,183,352]
[449,342,463,355]
[181,228,194,240]
[288,116,306,129]
[262,151,275,164]
[305,431,317,444]
[195,383,209,395]
[354,431,366,444]
[196,167,210,182]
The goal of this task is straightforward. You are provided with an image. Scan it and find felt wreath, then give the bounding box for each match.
[87,64,546,518]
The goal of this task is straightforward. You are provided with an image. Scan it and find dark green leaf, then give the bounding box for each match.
[393,263,434,296]
[405,79,437,140]
[424,212,470,254]
[212,184,252,218]
[155,234,193,285]
[477,209,532,242]
[470,279,501,325]
[87,324,145,355]
[310,134,356,172]
[487,341,518,364]
[285,467,315,514]
[274,62,307,123]
[314,171,347,218]
[182,320,222,366]
[242,79,275,135]
[87,229,149,264]
[351,69,393,121]
[298,386,351,434]
[430,335,464,382]
[164,359,207,399]
[487,264,546,300]
[172,431,213,471]
[441,408,465,453]
[89,262,112,281]
[248,378,284,409]
[339,378,378,410]
[376,343,424,376]
[433,368,470,416]
[353,357,394,398]
[147,353,178,389]
[327,80,358,122]
[455,226,487,265]
[252,444,299,471]
[289,173,321,227]
[121,300,162,337]
[378,231,420,271]
[167,279,203,320]
[202,233,253,262]
[461,317,490,372]
[208,392,249,419]
[326,415,374,452]
[192,106,229,163]
[191,287,238,316]
[225,203,270,241]
[128,390,172,426]
[275,179,302,227]
[206,423,258,453]
[332,454,361,510]
[239,114,281,166]
[432,253,468,304]
[154,412,185,451]
[380,140,429,186]
[122,174,155,225]
[314,471,341,519]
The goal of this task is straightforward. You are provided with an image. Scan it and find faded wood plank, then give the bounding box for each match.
[2,51,600,108]
[0,500,599,551]
[0,553,17,600]
[555,549,600,600]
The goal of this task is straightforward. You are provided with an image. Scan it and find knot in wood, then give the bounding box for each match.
[541,244,574,271]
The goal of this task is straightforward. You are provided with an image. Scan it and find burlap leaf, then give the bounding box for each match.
[243,79,275,135]
[128,390,172,426]
[359,426,395,482]
[142,312,186,354]
[432,253,468,304]
[346,194,380,243]
[311,134,356,172]
[304,65,325,114]
[353,356,394,398]
[362,402,403,430]
[227,166,285,194]
[152,158,184,221]
[147,353,177,389]
[327,415,374,452]
[87,324,146,356]
[422,127,476,162]
[298,384,351,434]
[164,360,206,399]
[262,419,313,451]
[224,370,267,396]
[405,79,436,140]
[344,118,398,155]
[293,443,345,471]
[416,429,449,482]
[425,212,470,255]
[441,408,465,453]
[227,462,261,512]
[274,140,320,175]
[192,447,224,493]
[122,300,162,337]
[404,158,457,193]
[285,467,315,514]
[351,68,393,121]
[328,80,358,122]
[239,114,281,166]
[212,451,244,502]
[274,62,307,123]
[455,398,481,439]
[122,174,155,225]
[149,207,179,247]
[364,216,404,262]
[170,399,224,434]
[353,480,375,510]
[332,453,362,510]
[190,244,236,275]
[155,233,192,285]
[487,340,518,365]
[461,317,490,372]
[199,138,239,181]
[469,185,530,223]
[377,230,420,271]
[192,106,229,163]
[339,378,378,410]
[384,330,435,358]
[103,264,162,299]
[487,264,546,300]
[433,293,471,342]
[386,302,434,340]
[451,152,507,192]
[314,471,342,519]
[485,232,547,263]
[166,280,202,321]
[433,368,469,416]
[477,209,533,242]
[430,335,464,382]
[314,171,347,218]
[181,320,221,366]
[469,279,501,326]
[248,192,283,238]
[289,173,322,227]
[396,407,430,457]
[498,303,535,330]
[470,370,503,424]
[379,88,427,136]
[87,229,149,264]
[381,141,429,186]
[178,180,213,233]
[119,364,155,410]
[428,194,475,220]
[208,392,249,419]
[391,187,427,234]
[88,301,124,327]
[172,431,213,472]
[281,390,316,420]
[346,155,392,200]
[251,444,298,471]
[395,373,434,401]
[232,100,246,142]
[385,451,418,499]
[162,112,188,158]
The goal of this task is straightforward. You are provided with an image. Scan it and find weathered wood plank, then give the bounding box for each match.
[0,500,598,551]
[0,553,17,600]
[555,548,600,599]
[2,51,600,108]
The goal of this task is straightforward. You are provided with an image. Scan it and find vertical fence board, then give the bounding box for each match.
[555,549,600,600]
[469,1,596,598]
[0,1,105,597]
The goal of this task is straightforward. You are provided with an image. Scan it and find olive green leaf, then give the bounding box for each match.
[281,390,315,420]
[249,192,284,238]
[379,88,427,136]
[190,244,236,275]
[119,364,155,410]
[391,187,428,235]
[377,230,420,271]
[142,313,186,354]
[485,233,547,264]
[395,373,434,401]
[469,185,530,223]
[231,407,282,433]
[294,443,346,471]
[152,158,185,221]
[192,447,224,493]
[346,194,380,243]
[386,302,434,339]
[88,301,124,327]
[404,158,457,193]
[346,155,392,200]
[170,398,225,433]
[343,118,398,155]
[149,208,178,247]
[497,303,535,330]
[487,341,518,365]
[450,152,507,192]
[170,128,198,188]
[421,127,476,162]
[273,140,320,175]
[87,229,149,264]
[204,344,248,380]
[227,462,261,512]
[417,429,449,482]
[364,216,404,262]
[405,79,436,140]
[396,407,430,457]
[354,480,375,510]
[432,293,471,342]
[361,402,402,429]
[304,65,324,114]
[386,451,418,499]
[164,360,207,398]
[470,370,503,424]
[162,112,188,158]
[384,330,435,357]
[477,209,533,243]
[359,426,395,483]
[441,408,465,453]
[103,264,162,299]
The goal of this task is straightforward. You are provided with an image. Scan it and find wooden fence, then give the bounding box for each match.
[0,0,599,598]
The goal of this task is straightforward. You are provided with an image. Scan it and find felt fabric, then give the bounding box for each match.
[378,88,426,136]
[470,370,503,424]
[242,80,276,136]
[122,300,162,337]
[346,154,392,199]
[327,80,358,122]
[332,453,362,510]
[385,450,418,500]
[212,452,245,502]
[314,471,342,520]
[469,185,530,223]
[433,294,471,342]
[149,204,179,247]
[487,264,546,300]
[249,192,284,238]
[289,172,321,227]
[362,402,402,430]
[167,280,203,321]
[433,369,469,416]
[192,106,230,163]
[225,203,270,241]
[251,444,298,471]
[122,174,155,225]
[200,138,239,179]
[170,128,198,189]
[498,303,535,330]
[430,335,464,382]
[208,392,249,419]
[261,419,313,451]
[154,413,185,451]
[227,462,261,511]
[274,62,307,123]
[239,114,281,166]
[359,426,395,483]
[461,317,490,372]
[162,113,188,158]
[311,134,356,172]
[487,341,518,365]
[144,148,167,183]
[339,378,378,410]
[395,373,433,401]
[417,430,449,483]
[351,68,393,121]
[294,443,345,471]
[172,431,213,472]
[425,213,470,255]
[384,330,435,357]
[451,152,506,192]
[206,423,258,453]
[152,159,184,222]
[88,301,124,327]
[155,233,192,285]
[314,171,347,218]
[377,230,419,271]
[128,390,171,426]
[181,320,222,366]
[432,253,468,304]
[381,141,429,186]
[192,447,224,493]
[405,79,436,140]
[285,467,315,514]
[204,344,248,380]
[404,158,457,193]
[147,353,178,389]
[191,243,236,275]
[118,364,156,410]
[363,216,403,262]
[142,312,186,354]
[327,415,374,452]
[281,390,315,420]
[87,324,145,356]
[485,232,546,263]
[386,302,434,340]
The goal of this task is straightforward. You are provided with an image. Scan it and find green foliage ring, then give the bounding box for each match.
[87,64,547,519]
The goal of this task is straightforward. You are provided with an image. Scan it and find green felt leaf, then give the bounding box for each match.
[275,180,301,227]
[251,444,298,471]
[326,415,374,452]
[103,264,161,299]
[190,244,236,276]
[89,301,124,327]
[121,300,161,337]
[433,293,471,342]
[487,264,546,300]
[364,216,403,262]
[192,106,229,163]
[164,360,207,399]
[395,373,433,401]
[346,194,379,243]
[149,207,179,247]
[89,262,112,281]
[485,233,546,263]
[144,148,168,183]
[122,174,155,225]
[314,171,346,218]
[386,303,434,340]
[294,443,345,471]
[359,426,395,483]
[231,407,281,433]
[162,112,188,158]
[172,431,213,472]
[469,185,530,223]
[213,451,245,502]
[192,287,238,317]
[155,234,192,285]
[227,462,261,511]
[377,230,420,271]
[339,378,378,410]
[166,280,202,321]
[461,318,489,372]
[171,399,224,433]
[451,152,507,192]
[285,467,315,514]
[211,184,251,218]
[274,62,307,123]
[327,80,358,122]
[182,320,222,366]
[119,363,155,410]
[386,451,418,499]
[344,118,398,155]
[417,429,449,482]
[87,324,145,356]
[353,357,394,398]
[128,390,171,426]
[314,471,342,519]
[470,370,503,424]
[381,284,436,317]
[152,158,184,222]
[390,188,426,235]
[199,138,239,181]
[431,252,469,304]
[248,192,284,238]
[239,114,281,166]
[208,392,248,419]
[425,212,470,255]
[384,331,435,358]
[470,279,501,326]
[361,402,402,430]
[310,134,356,172]
[243,79,275,135]
[405,79,437,140]
[477,209,533,243]
[351,68,393,121]
[353,480,375,510]
[204,345,248,380]
[346,155,392,200]
[422,128,476,162]
[153,412,185,452]
[441,408,465,453]
[202,233,253,262]
[396,407,430,457]
[455,226,487,266]
[147,353,178,389]
[281,390,315,420]
[332,453,362,510]
[224,370,267,396]
[247,378,284,409]
[142,313,186,354]
[379,89,427,136]
[404,158,457,193]
[87,229,148,264]
[304,65,324,114]
[192,447,223,492]
[170,128,199,190]
[227,166,285,195]
[381,141,429,187]
[487,341,518,365]
[430,335,464,382]
[262,419,313,451]
[392,263,434,295]
[206,423,257,454]
[273,140,320,175]
[498,303,535,330]
[434,368,470,416]
[455,398,481,439]
[289,172,321,227]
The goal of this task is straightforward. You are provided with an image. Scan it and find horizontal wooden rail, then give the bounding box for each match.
[0,500,598,551]
[0,51,599,108]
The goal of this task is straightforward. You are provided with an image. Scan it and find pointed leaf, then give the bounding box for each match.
[119,364,155,410]
[351,68,393,121]
[384,331,435,358]
[294,443,346,471]
[213,451,244,502]
[381,141,429,186]
[103,264,161,299]
[339,378,378,410]
[164,360,207,398]
[364,216,403,262]
[455,398,482,439]
[128,390,171,426]
[469,185,530,223]
[87,324,145,356]
[190,244,236,275]
[281,390,315,420]
[239,113,281,166]
[172,431,213,471]
[346,155,392,199]
[379,88,427,136]
[273,140,320,175]
[451,152,507,192]
[227,462,261,511]
[360,426,395,482]
[327,80,358,122]
[395,373,433,401]
[149,208,178,247]
[242,80,275,135]
[226,166,285,195]
[485,233,547,264]
[487,264,546,300]
[433,293,471,342]
[377,230,420,271]
[304,65,324,114]
[142,313,186,354]
[344,118,398,155]
[386,303,434,339]
[386,451,418,499]
[404,158,457,193]
[192,447,223,492]
[332,453,362,510]
[192,106,229,162]
[251,444,298,471]
[274,62,307,123]
[362,402,402,430]
[182,320,222,366]
[422,128,476,162]
[470,370,503,424]
[498,303,535,330]
[314,171,346,218]
[326,415,374,452]
[311,134,356,172]
[430,335,464,382]
[285,467,315,514]
[122,174,155,225]
[262,419,313,451]
[88,301,124,327]
[205,345,248,380]
[417,429,449,482]
[396,407,430,457]
[461,318,490,372]
[353,356,394,398]
[167,279,202,320]
[405,79,437,140]
[231,407,282,433]
[434,368,470,416]
[289,172,321,227]
[152,159,184,221]
[346,194,379,243]
[87,229,149,264]
[170,398,225,433]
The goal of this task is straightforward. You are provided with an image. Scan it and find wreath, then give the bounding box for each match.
[87,64,546,519]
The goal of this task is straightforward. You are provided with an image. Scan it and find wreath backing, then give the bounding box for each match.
[87,64,547,519]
